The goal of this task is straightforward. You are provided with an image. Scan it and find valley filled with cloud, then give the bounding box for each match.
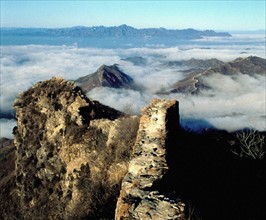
[1,34,265,138]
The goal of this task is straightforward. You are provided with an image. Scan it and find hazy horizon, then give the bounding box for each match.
[1,1,265,31]
[1,25,265,34]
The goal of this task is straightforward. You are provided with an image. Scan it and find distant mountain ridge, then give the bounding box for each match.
[1,24,231,39]
[75,56,265,94]
[168,56,266,94]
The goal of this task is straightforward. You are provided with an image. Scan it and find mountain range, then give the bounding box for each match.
[1,24,231,39]
[168,56,266,94]
[74,56,265,95]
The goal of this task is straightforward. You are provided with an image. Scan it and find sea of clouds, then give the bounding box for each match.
[1,34,265,138]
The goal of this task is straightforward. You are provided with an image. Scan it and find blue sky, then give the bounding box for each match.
[0,0,265,31]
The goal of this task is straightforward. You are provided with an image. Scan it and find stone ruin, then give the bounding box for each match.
[1,77,185,219]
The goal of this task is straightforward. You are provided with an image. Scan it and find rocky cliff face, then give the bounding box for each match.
[1,77,186,219]
[11,77,139,219]
[0,138,16,218]
[115,99,185,220]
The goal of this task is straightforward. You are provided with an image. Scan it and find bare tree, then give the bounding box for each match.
[231,129,265,160]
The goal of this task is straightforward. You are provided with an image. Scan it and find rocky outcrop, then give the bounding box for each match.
[0,77,186,219]
[1,74,265,219]
[0,138,16,218]
[115,99,186,220]
[75,64,134,93]
[11,77,139,219]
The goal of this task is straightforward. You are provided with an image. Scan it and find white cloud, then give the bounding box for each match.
[87,87,153,114]
[170,73,266,131]
[0,35,265,137]
[0,119,16,139]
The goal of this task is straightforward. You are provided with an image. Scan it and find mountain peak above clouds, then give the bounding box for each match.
[207,56,266,76]
[75,64,134,93]
[168,56,266,94]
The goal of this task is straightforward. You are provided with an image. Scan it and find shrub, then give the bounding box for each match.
[231,129,265,159]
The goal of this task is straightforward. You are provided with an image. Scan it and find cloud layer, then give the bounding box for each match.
[0,119,16,139]
[87,73,266,132]
[1,34,265,138]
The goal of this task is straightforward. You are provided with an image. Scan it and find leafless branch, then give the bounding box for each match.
[232,129,265,159]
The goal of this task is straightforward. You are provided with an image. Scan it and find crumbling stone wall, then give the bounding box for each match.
[8,77,185,219]
[115,99,186,220]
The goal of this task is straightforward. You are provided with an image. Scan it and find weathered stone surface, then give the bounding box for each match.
[115,99,186,220]
[1,77,187,219]
[0,138,17,219]
[11,77,139,219]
